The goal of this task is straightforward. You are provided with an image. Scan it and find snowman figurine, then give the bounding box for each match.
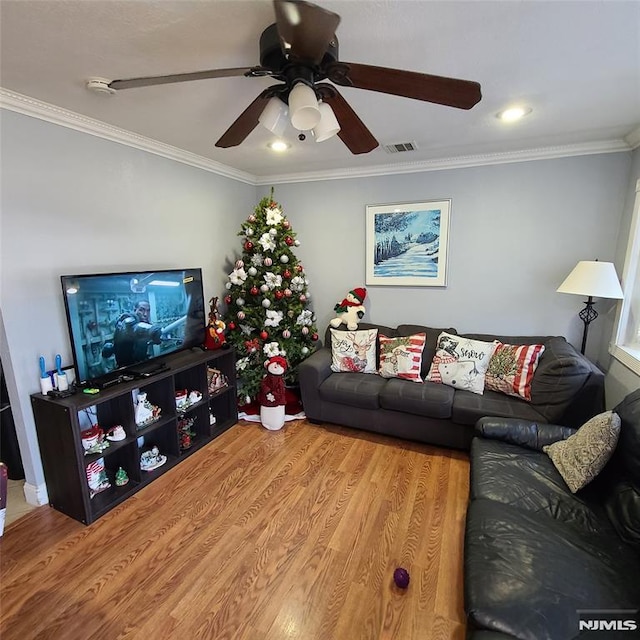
[258,356,288,431]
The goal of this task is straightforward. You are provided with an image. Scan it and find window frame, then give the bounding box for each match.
[610,178,640,375]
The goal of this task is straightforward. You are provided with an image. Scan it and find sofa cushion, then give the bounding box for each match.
[543,411,621,493]
[528,336,592,422]
[484,342,545,401]
[452,389,547,426]
[318,372,387,410]
[470,438,614,535]
[378,333,426,382]
[379,378,454,419]
[396,324,457,376]
[465,499,640,640]
[426,332,498,395]
[329,328,378,374]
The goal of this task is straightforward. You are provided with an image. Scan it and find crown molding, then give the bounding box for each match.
[0,88,256,185]
[257,139,632,184]
[625,125,640,150]
[1,87,635,186]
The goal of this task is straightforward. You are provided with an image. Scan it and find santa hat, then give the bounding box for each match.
[350,287,367,303]
[265,355,288,370]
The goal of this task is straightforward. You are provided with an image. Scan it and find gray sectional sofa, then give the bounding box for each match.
[298,323,605,450]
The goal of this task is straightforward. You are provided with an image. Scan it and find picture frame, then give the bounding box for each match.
[365,199,451,287]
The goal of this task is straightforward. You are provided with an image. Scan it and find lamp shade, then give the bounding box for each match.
[313,101,340,142]
[258,97,289,136]
[557,261,624,299]
[288,82,321,131]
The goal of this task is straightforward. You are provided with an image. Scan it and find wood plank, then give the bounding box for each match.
[0,420,470,640]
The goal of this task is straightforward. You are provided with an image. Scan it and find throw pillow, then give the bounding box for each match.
[543,411,621,493]
[425,332,498,395]
[378,333,426,382]
[485,342,545,401]
[330,328,378,374]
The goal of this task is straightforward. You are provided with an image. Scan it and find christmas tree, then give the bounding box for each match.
[223,191,319,404]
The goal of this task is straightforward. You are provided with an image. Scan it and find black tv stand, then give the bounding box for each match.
[128,361,168,379]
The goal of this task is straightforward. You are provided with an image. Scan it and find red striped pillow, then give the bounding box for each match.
[485,342,545,401]
[378,333,426,383]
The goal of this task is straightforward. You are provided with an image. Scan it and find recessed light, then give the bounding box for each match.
[496,106,532,122]
[267,141,290,152]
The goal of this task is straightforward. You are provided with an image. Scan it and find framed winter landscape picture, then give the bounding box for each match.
[365,199,451,287]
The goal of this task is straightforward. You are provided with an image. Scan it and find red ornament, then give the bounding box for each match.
[299,294,306,302]
[296,265,303,272]
[224,294,232,305]
[228,321,236,330]
[283,269,292,279]
[285,236,294,246]
[282,220,290,229]
[250,286,259,295]
[260,330,269,340]
[275,290,284,300]
[244,240,254,251]
[311,333,319,341]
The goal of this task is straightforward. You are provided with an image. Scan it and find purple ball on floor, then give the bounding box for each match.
[393,567,410,589]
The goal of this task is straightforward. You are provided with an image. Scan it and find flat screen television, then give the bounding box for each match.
[61,268,206,386]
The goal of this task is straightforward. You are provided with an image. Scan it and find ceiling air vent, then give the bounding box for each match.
[383,141,418,154]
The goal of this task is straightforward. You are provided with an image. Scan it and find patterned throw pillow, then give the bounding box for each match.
[378,333,426,382]
[330,328,378,374]
[543,411,621,493]
[484,342,545,401]
[425,332,498,395]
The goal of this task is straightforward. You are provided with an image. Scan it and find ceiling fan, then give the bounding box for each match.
[104,0,482,155]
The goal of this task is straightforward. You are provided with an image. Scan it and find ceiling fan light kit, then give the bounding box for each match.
[259,97,289,136]
[313,101,340,142]
[288,82,321,130]
[102,0,482,155]
[497,106,532,122]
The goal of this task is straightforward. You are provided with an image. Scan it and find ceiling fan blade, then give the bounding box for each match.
[328,62,482,110]
[109,67,255,91]
[274,0,340,65]
[215,89,273,148]
[316,84,378,155]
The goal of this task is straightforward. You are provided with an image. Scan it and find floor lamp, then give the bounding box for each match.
[557,260,624,354]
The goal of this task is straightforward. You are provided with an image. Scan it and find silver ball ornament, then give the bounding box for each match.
[280,255,289,263]
[262,298,271,308]
[260,284,269,293]
[248,266,257,276]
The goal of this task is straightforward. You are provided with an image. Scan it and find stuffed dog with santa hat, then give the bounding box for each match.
[258,355,288,431]
[330,287,367,331]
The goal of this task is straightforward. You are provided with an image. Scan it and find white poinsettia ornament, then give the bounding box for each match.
[266,206,283,226]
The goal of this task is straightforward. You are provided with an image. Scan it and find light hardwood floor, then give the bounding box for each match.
[0,420,470,640]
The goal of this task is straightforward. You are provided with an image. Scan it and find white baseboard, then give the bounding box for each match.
[24,481,49,506]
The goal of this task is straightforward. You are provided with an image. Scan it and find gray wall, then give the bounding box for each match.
[0,110,254,497]
[2,109,638,502]
[271,153,631,361]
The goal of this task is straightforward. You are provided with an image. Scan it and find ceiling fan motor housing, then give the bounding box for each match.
[259,23,339,78]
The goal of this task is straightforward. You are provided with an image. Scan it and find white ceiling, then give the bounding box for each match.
[1,0,639,181]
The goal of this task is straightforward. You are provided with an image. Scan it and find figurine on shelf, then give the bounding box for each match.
[178,416,196,450]
[86,458,111,498]
[81,425,110,456]
[207,368,228,394]
[134,391,161,428]
[106,425,126,442]
[115,467,129,487]
[140,445,167,472]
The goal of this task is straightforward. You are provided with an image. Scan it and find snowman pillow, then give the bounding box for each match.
[426,332,498,395]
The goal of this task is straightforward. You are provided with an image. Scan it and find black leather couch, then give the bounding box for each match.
[464,389,640,639]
